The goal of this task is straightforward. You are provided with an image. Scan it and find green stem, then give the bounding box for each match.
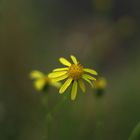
[41,93,50,140]
[50,94,68,116]
[44,94,69,140]
[94,98,104,140]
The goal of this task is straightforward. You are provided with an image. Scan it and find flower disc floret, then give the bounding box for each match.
[68,63,83,80]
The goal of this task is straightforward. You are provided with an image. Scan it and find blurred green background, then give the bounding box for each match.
[0,0,140,140]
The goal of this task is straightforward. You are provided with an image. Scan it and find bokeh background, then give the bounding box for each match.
[0,0,140,140]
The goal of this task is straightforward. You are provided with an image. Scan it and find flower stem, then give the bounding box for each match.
[44,93,69,140]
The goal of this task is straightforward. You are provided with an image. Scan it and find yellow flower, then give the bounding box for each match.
[48,55,98,100]
[95,77,107,90]
[30,70,61,91]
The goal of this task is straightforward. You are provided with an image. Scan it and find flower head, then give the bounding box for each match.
[30,70,61,91]
[48,55,98,100]
[94,77,107,96]
[95,77,107,90]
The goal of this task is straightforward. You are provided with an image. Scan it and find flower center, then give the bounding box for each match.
[68,63,83,80]
[44,77,50,84]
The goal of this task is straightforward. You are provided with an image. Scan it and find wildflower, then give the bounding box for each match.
[94,77,107,96]
[48,55,98,100]
[30,70,61,91]
[95,77,107,90]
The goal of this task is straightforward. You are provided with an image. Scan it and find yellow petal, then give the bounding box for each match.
[82,76,94,88]
[50,81,62,88]
[30,70,44,79]
[78,79,86,92]
[48,71,67,78]
[59,78,73,94]
[84,68,98,75]
[53,67,68,72]
[71,81,78,100]
[34,79,45,90]
[59,57,71,66]
[70,55,78,64]
[82,74,96,81]
[51,74,68,82]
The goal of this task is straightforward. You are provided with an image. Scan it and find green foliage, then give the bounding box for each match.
[128,122,140,140]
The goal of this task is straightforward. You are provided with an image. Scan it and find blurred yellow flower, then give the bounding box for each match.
[30,70,61,91]
[95,77,107,90]
[48,55,98,100]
